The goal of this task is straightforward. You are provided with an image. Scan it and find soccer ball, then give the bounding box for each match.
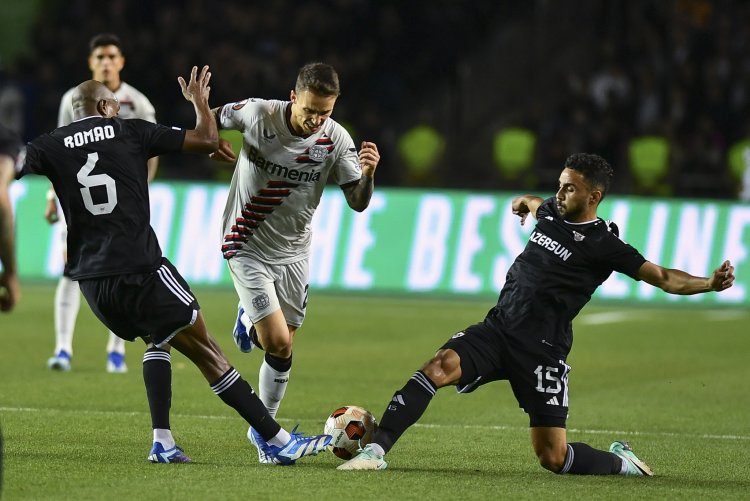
[323,405,378,460]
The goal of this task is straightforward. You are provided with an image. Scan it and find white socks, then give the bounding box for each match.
[258,360,290,419]
[267,428,292,447]
[106,331,126,354]
[153,428,175,449]
[54,275,80,355]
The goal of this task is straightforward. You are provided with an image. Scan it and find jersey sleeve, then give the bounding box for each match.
[331,127,362,186]
[218,98,253,131]
[128,120,187,157]
[598,232,647,280]
[137,96,157,123]
[15,141,43,179]
[535,197,558,220]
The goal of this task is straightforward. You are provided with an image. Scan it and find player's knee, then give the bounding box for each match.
[261,333,292,357]
[421,350,460,387]
[535,445,566,473]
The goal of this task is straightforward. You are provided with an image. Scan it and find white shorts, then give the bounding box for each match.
[227,256,309,327]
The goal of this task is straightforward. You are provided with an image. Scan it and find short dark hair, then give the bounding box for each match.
[295,63,340,97]
[89,33,122,54]
[564,153,613,199]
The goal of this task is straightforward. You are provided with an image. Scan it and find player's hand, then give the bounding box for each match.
[359,141,379,177]
[512,197,531,226]
[44,198,59,224]
[0,270,20,312]
[209,138,238,163]
[709,260,735,291]
[178,65,212,104]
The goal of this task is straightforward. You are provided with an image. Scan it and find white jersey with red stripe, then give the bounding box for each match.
[58,81,156,127]
[219,98,361,264]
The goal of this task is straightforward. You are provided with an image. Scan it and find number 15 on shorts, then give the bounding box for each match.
[534,362,570,395]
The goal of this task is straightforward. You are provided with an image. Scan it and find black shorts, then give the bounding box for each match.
[78,258,200,347]
[441,318,571,423]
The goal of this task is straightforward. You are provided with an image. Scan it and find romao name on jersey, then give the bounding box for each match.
[247,145,321,182]
[529,230,572,261]
[64,125,115,148]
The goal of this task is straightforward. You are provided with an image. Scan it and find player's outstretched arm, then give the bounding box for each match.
[342,141,380,212]
[637,259,735,295]
[178,65,219,153]
[512,195,544,226]
[0,155,20,312]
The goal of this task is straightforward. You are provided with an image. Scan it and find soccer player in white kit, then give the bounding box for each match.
[45,33,158,373]
[210,62,380,463]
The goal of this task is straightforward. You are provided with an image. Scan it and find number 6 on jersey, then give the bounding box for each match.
[78,152,118,215]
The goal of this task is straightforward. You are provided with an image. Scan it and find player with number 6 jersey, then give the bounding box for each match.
[210,62,381,463]
[48,33,160,374]
[21,117,173,279]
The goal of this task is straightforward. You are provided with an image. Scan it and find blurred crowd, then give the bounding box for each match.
[529,0,750,199]
[2,0,749,199]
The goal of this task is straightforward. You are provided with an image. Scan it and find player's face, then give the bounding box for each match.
[289,90,337,135]
[88,45,125,85]
[556,168,599,222]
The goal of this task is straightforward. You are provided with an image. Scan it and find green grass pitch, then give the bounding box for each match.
[1,284,749,499]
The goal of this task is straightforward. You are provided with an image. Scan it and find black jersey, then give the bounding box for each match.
[18,116,186,279]
[488,197,646,355]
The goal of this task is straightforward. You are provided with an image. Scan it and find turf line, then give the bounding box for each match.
[1,406,747,441]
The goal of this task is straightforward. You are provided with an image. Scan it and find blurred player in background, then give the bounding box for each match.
[0,121,24,499]
[338,153,735,475]
[0,123,24,312]
[15,67,331,465]
[210,62,380,463]
[46,33,158,373]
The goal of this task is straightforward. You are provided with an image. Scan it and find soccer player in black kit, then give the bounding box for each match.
[14,67,330,464]
[338,153,735,475]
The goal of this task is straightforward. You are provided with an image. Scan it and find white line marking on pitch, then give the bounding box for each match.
[1,406,747,441]
[577,311,647,325]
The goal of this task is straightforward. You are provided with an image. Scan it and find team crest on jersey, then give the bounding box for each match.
[572,231,585,241]
[232,99,249,110]
[252,293,271,311]
[296,135,334,164]
[309,144,329,161]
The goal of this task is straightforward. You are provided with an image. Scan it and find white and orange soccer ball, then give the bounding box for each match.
[323,405,378,460]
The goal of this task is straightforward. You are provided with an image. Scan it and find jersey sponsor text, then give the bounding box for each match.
[529,230,572,261]
[247,145,321,182]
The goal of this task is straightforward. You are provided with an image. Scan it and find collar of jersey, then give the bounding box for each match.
[563,217,600,225]
[73,115,103,123]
